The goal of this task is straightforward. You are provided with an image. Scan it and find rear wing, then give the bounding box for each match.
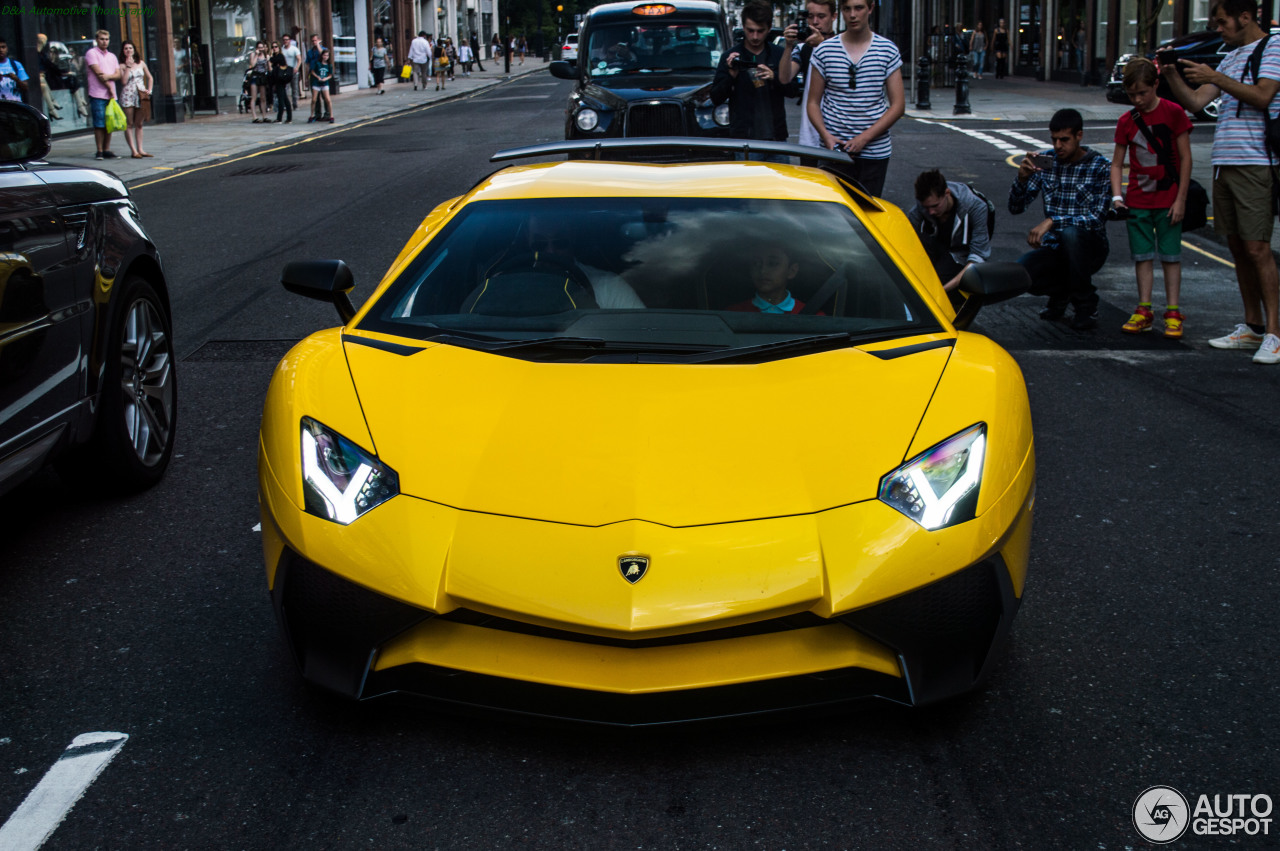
[489,137,884,209]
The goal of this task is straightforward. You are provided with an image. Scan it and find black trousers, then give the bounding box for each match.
[1017,226,1108,314]
[275,82,292,121]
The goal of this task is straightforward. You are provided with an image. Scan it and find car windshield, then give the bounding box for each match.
[585,22,724,75]
[357,197,940,361]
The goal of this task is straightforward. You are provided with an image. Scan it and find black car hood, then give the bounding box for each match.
[1160,29,1220,51]
[32,163,129,204]
[581,73,712,106]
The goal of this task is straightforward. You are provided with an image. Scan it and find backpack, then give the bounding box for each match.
[968,183,996,236]
[1240,34,1280,164]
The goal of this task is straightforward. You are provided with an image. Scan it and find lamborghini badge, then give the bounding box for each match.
[618,555,649,584]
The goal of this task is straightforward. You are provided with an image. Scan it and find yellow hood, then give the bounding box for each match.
[343,338,952,527]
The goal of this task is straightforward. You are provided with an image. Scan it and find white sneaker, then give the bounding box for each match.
[1253,333,1280,364]
[1208,323,1265,349]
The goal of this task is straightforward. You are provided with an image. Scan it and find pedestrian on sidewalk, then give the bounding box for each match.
[281,33,302,109]
[408,31,431,90]
[1008,108,1111,330]
[805,0,905,196]
[446,38,458,81]
[371,37,389,93]
[471,36,486,71]
[270,42,294,122]
[118,40,154,157]
[249,42,270,122]
[1110,58,1191,338]
[1161,0,1280,363]
[305,35,331,120]
[434,39,449,90]
[85,29,121,159]
[459,39,473,76]
[993,18,1009,79]
[310,49,334,123]
[969,22,986,79]
[0,36,30,103]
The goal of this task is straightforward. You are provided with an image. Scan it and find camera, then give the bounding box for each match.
[731,53,758,68]
[794,13,811,40]
[1155,49,1178,70]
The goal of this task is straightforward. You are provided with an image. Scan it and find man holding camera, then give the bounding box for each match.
[711,1,797,148]
[1160,0,1280,363]
[1008,108,1112,330]
[779,0,837,149]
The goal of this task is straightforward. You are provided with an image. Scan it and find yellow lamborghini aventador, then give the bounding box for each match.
[258,138,1036,724]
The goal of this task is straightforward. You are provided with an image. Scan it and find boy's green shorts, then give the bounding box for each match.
[1126,207,1182,263]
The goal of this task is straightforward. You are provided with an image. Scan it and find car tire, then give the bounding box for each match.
[61,276,177,492]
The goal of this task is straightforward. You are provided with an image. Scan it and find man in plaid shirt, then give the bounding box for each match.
[1009,108,1113,330]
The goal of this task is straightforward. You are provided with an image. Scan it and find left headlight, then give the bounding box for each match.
[713,103,731,126]
[575,108,599,131]
[300,417,399,525]
[878,424,986,530]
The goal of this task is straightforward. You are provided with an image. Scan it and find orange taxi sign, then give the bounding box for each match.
[633,3,676,14]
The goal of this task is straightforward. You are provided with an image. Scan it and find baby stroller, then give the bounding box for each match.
[237,68,254,114]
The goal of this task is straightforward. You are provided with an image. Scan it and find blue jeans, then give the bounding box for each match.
[972,50,985,74]
[1017,226,1108,314]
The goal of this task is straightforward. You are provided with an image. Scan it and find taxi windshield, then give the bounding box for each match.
[585,22,724,75]
[358,197,939,361]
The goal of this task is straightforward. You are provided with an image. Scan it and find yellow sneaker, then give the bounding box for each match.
[1162,309,1184,339]
[1122,306,1154,334]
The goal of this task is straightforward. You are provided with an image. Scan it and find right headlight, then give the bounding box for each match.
[713,103,731,126]
[575,108,599,131]
[878,424,986,530]
[300,417,399,525]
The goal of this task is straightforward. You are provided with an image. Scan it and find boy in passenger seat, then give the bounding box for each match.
[727,241,807,313]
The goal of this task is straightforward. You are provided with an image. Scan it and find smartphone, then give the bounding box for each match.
[1156,49,1178,70]
[1029,153,1056,170]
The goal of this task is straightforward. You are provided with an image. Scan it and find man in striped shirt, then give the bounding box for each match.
[1161,0,1280,364]
[805,0,905,196]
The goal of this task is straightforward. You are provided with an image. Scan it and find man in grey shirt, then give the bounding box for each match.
[280,34,302,109]
[906,168,993,292]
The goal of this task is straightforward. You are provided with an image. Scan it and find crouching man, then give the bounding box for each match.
[1008,108,1112,330]
[908,169,993,296]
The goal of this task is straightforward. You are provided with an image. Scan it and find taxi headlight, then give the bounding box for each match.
[576,108,599,131]
[713,103,731,126]
[300,417,399,525]
[879,424,986,530]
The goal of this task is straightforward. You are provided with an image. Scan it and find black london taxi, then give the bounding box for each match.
[549,0,731,139]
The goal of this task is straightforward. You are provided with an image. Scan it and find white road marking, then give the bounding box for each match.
[0,732,129,851]
[482,95,552,101]
[913,118,1023,156]
[991,128,1048,149]
[252,522,262,532]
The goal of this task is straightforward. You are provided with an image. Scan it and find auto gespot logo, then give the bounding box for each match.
[1133,786,1274,843]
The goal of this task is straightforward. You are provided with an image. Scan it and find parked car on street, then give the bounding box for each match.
[562,32,579,62]
[262,137,1034,724]
[0,101,177,498]
[549,0,731,139]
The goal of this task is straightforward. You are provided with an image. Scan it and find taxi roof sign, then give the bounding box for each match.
[633,3,676,14]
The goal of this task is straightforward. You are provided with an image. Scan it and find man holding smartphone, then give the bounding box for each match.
[779,0,837,150]
[1008,108,1112,330]
[1159,0,1280,364]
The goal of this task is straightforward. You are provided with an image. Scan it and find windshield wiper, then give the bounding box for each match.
[680,333,855,364]
[427,334,719,355]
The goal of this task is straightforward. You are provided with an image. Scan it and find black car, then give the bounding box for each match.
[549,0,731,138]
[0,101,177,497]
[1104,28,1279,120]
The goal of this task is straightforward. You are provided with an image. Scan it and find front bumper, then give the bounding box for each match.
[261,442,1034,724]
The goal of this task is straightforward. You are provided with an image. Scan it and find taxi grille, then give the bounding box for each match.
[627,103,685,136]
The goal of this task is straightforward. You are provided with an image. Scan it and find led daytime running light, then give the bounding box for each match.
[879,424,986,530]
[300,418,398,525]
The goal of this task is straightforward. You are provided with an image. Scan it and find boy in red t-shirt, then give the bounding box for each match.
[1110,57,1193,337]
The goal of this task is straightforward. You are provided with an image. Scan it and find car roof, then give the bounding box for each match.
[468,160,858,206]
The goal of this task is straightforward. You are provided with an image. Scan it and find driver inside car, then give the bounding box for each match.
[525,215,645,309]
[727,241,808,313]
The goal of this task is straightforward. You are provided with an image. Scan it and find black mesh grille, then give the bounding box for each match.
[845,562,1002,645]
[279,552,430,641]
[627,103,685,136]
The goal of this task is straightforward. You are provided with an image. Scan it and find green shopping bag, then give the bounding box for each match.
[105,98,127,133]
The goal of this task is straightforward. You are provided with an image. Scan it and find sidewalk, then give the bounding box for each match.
[51,61,547,185]
[905,75,1128,123]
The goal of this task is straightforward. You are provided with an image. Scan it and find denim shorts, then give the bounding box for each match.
[89,96,109,129]
[1126,207,1182,263]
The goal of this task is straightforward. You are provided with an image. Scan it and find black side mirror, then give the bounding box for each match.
[952,262,1030,330]
[281,259,357,323]
[549,60,578,80]
[0,101,52,164]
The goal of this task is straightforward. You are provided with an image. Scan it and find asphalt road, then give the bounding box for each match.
[1,75,1278,849]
